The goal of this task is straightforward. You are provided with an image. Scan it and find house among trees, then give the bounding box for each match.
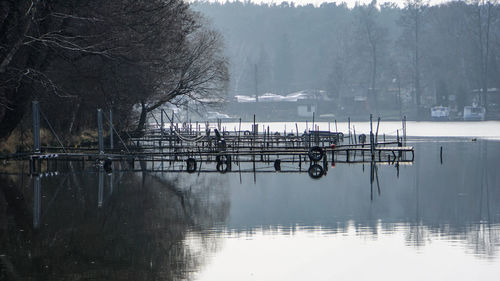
[227,90,334,120]
[470,88,500,119]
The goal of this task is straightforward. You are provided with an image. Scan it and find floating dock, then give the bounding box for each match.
[1,102,414,179]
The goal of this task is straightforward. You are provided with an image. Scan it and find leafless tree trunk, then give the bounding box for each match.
[400,0,427,119]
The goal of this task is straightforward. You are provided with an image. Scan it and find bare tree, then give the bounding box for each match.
[398,0,428,119]
[135,27,229,133]
[356,0,388,114]
[468,0,498,110]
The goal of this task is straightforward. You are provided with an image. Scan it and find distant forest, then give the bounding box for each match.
[193,0,500,117]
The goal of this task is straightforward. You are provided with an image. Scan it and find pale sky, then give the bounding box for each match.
[198,0,456,8]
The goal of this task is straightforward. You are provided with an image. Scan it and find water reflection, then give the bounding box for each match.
[216,140,500,258]
[0,139,499,280]
[189,222,500,281]
[0,168,230,280]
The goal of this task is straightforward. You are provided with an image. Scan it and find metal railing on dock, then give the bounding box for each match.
[2,102,414,179]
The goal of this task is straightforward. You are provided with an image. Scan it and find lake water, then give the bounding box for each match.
[1,122,500,280]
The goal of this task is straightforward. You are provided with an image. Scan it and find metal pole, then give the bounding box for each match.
[348,117,351,144]
[403,115,407,146]
[370,114,374,159]
[32,101,40,154]
[161,109,164,135]
[312,112,315,131]
[109,109,114,150]
[97,109,104,154]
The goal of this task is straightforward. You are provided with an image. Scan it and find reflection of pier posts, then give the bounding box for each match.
[109,170,114,194]
[98,165,104,208]
[33,176,41,229]
[30,155,42,175]
[370,160,374,201]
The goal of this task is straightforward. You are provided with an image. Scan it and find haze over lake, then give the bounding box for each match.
[2,0,500,280]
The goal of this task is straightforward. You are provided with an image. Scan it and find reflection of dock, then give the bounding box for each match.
[4,102,414,179]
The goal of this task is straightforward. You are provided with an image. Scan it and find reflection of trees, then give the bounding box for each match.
[0,167,229,280]
[405,223,428,248]
[463,140,499,259]
[465,223,500,258]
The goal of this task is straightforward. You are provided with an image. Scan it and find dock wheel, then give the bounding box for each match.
[274,159,281,171]
[308,164,324,179]
[104,158,113,173]
[216,161,228,173]
[216,154,230,173]
[186,158,197,173]
[308,146,324,162]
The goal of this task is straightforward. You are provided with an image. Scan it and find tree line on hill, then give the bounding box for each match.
[193,0,500,118]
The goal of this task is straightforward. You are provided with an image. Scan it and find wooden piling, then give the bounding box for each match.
[440,146,443,164]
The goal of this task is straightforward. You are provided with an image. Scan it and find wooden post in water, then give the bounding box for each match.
[403,116,407,146]
[170,111,174,148]
[32,101,41,154]
[348,117,351,144]
[370,114,374,159]
[375,117,380,144]
[109,109,114,150]
[253,114,256,144]
[97,109,104,155]
[252,114,256,166]
[312,112,315,131]
[440,146,443,164]
[238,118,241,148]
[267,126,270,148]
[161,109,165,134]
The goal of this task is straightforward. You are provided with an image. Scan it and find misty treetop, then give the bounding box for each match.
[0,0,229,141]
[193,0,500,117]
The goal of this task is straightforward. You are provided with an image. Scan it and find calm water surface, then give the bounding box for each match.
[1,133,499,280]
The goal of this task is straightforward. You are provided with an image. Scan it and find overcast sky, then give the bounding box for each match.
[198,0,455,8]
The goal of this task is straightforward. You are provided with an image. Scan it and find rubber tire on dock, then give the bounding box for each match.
[186,158,197,173]
[358,134,367,144]
[308,164,324,179]
[104,158,113,173]
[274,159,281,171]
[216,154,230,164]
[216,154,230,173]
[216,161,228,173]
[308,146,324,162]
